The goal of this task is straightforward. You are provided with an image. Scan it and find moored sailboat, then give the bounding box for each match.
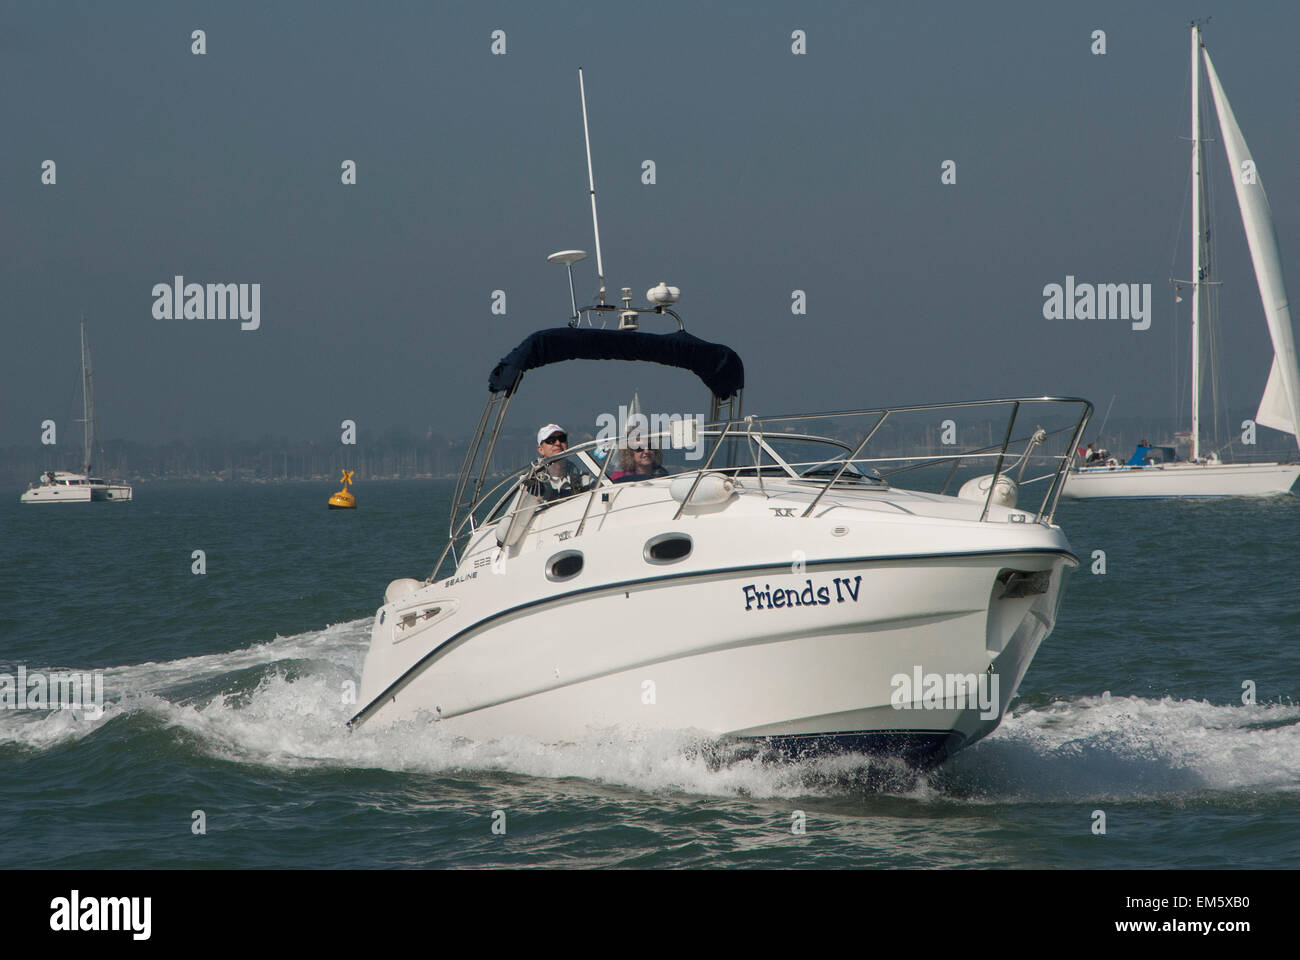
[1065,24,1300,499]
[20,323,133,504]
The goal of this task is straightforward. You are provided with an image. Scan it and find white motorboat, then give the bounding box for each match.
[21,323,133,504]
[349,73,1092,767]
[350,321,1090,766]
[1065,24,1300,499]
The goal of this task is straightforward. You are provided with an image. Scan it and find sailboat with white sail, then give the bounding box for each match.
[1065,24,1300,499]
[20,322,133,503]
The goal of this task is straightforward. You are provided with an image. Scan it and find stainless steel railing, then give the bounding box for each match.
[428,396,1092,583]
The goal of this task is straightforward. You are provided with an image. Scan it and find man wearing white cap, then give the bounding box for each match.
[530,423,594,501]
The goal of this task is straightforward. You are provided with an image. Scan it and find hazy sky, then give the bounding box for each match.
[3,0,1299,447]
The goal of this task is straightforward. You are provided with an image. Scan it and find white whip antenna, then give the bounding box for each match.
[578,68,607,305]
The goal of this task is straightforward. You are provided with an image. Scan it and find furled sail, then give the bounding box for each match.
[1202,47,1300,446]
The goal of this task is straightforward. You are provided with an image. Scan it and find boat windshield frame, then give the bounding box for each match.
[432,395,1093,583]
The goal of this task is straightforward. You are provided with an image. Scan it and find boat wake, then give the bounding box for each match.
[3,622,1297,803]
[933,692,1300,803]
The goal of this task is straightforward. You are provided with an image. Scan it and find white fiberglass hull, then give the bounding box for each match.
[19,480,133,503]
[95,484,133,502]
[353,481,1076,766]
[1063,461,1300,499]
[20,484,92,503]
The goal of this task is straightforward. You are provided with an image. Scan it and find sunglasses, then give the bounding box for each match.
[543,435,567,445]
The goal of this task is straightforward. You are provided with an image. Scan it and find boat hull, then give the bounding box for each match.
[1063,461,1300,499]
[20,481,132,503]
[355,537,1074,767]
[20,485,92,503]
[93,484,133,502]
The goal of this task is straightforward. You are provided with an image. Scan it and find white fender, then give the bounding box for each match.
[670,472,735,507]
[498,488,542,548]
[958,473,1018,508]
[384,578,423,604]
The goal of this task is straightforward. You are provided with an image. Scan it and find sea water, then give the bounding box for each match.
[2,482,1297,868]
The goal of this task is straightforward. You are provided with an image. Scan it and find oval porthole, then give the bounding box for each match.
[547,550,584,582]
[645,533,693,564]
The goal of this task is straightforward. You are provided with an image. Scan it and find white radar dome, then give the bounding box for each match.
[647,282,680,306]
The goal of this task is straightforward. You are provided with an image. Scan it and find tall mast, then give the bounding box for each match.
[1189,24,1203,462]
[81,320,94,475]
[578,68,607,305]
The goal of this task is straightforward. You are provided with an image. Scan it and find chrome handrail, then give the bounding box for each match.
[980,400,1019,522]
[800,411,889,518]
[671,419,735,521]
[575,438,617,536]
[431,395,1093,581]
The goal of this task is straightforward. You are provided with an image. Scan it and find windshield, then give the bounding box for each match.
[716,434,880,483]
[499,431,870,506]
[471,430,868,529]
[439,394,1093,583]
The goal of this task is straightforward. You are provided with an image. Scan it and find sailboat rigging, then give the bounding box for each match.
[1065,23,1300,499]
[20,323,134,504]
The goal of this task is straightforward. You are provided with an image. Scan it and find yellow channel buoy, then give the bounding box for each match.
[329,469,356,509]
